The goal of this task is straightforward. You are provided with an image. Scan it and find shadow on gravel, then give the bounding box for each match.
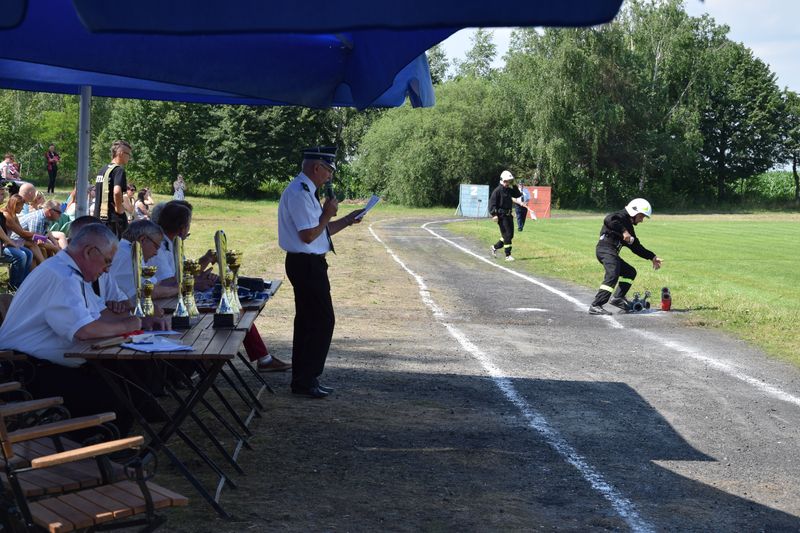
[162,349,800,532]
[513,378,800,530]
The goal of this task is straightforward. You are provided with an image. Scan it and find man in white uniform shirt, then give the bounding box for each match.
[0,223,168,435]
[69,215,129,314]
[277,146,363,398]
[109,219,177,302]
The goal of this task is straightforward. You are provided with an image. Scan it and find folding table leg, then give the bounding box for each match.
[226,359,265,411]
[209,382,253,437]
[163,383,246,474]
[215,368,260,427]
[236,351,274,394]
[92,361,234,519]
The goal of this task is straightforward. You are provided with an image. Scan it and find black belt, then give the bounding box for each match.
[286,252,326,258]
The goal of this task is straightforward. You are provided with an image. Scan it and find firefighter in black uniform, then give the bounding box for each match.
[489,170,525,262]
[589,198,663,315]
[94,140,131,238]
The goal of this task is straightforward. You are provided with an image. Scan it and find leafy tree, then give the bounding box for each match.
[355,77,510,206]
[455,29,497,79]
[426,44,450,84]
[203,105,336,195]
[779,90,800,203]
[697,41,784,200]
[96,100,213,192]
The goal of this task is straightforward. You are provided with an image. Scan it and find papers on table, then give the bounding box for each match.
[354,194,380,220]
[122,336,193,353]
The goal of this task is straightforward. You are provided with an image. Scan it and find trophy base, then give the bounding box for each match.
[172,315,192,329]
[213,313,235,329]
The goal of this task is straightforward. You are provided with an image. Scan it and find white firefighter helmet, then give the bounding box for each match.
[625,198,652,218]
[500,170,515,183]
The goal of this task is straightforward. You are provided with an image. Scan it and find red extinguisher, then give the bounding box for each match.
[661,287,671,311]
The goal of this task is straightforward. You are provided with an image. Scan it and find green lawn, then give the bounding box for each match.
[446,212,800,364]
[16,187,800,367]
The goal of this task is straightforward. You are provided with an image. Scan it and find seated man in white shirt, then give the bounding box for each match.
[69,215,130,314]
[109,219,178,303]
[0,223,169,436]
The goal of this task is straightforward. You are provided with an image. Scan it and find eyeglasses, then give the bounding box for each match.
[49,208,62,215]
[90,246,115,267]
[143,234,162,249]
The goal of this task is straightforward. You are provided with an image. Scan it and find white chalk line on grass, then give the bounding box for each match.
[420,219,800,408]
[368,223,655,533]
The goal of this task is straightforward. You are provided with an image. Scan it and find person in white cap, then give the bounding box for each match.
[588,198,663,315]
[488,170,524,261]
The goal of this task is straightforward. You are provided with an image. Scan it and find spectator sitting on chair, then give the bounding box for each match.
[0,187,32,290]
[124,184,137,222]
[0,223,169,436]
[134,190,150,220]
[3,194,47,267]
[20,199,67,253]
[18,182,37,216]
[0,153,20,181]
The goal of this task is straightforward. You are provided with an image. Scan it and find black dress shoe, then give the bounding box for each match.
[291,386,329,399]
[317,384,334,394]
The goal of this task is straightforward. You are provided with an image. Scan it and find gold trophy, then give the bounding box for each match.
[131,241,145,318]
[172,236,191,328]
[183,259,200,317]
[141,265,158,317]
[225,249,242,313]
[213,230,235,328]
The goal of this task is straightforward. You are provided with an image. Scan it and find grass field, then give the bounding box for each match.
[10,186,800,367]
[446,212,800,364]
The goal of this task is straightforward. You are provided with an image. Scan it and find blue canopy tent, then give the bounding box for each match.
[0,0,623,214]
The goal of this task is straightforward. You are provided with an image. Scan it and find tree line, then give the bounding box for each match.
[1,0,798,209]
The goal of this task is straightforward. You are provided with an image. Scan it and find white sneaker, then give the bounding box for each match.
[490,246,497,258]
[505,255,515,262]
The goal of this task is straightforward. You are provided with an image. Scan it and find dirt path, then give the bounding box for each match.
[167,216,800,532]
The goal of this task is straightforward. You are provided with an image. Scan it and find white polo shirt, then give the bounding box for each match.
[144,236,176,283]
[0,250,99,367]
[107,239,139,301]
[278,172,330,255]
[97,272,127,306]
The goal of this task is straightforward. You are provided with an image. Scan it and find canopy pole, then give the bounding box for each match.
[76,85,92,217]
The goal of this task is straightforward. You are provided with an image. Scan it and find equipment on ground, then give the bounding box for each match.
[661,287,671,311]
[628,291,651,313]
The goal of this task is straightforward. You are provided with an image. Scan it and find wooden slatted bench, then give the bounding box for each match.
[1,387,188,531]
[28,480,188,532]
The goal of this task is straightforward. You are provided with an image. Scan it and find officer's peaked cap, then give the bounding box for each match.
[303,146,337,170]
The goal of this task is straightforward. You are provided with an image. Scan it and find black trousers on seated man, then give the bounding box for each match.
[285,253,335,391]
[27,357,165,437]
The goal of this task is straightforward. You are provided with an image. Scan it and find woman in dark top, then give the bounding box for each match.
[45,144,61,194]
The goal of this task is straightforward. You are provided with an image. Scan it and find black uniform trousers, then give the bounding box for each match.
[47,166,58,194]
[285,252,335,390]
[103,215,128,240]
[26,358,136,437]
[591,245,637,307]
[493,214,515,256]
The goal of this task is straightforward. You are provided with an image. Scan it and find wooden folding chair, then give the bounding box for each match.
[0,384,188,532]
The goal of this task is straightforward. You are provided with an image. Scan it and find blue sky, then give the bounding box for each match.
[441,0,800,92]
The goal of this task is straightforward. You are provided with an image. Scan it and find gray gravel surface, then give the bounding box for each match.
[170,216,800,532]
[361,217,800,531]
